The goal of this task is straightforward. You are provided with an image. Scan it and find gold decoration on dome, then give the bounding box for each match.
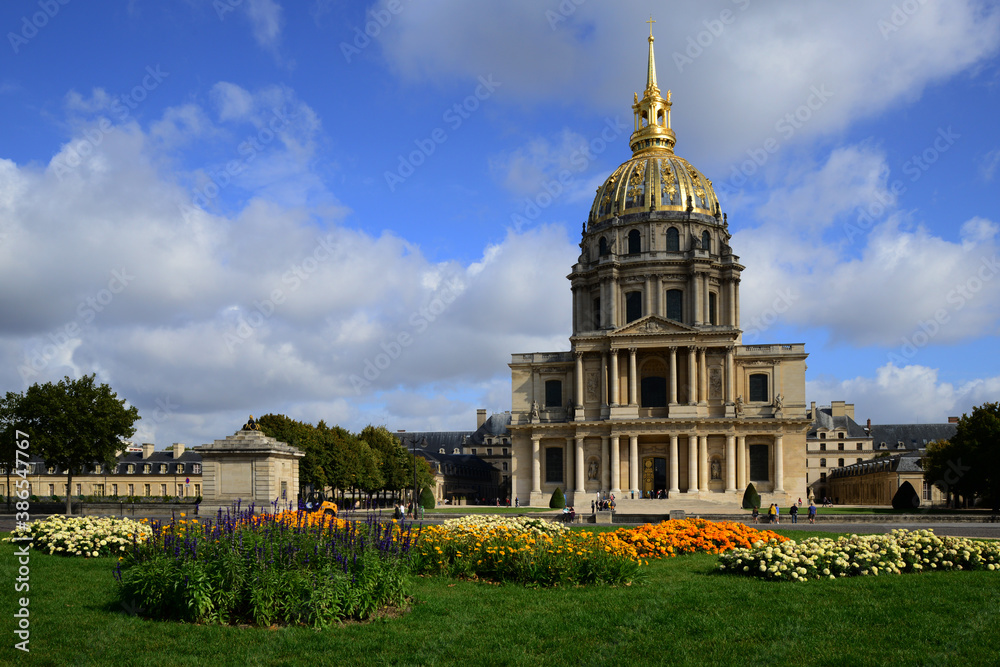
[242,415,261,431]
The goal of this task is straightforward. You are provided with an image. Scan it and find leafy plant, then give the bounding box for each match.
[741,483,760,510]
[549,487,565,509]
[892,481,920,510]
[419,486,435,510]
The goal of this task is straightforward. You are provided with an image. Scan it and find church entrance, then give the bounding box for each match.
[641,457,667,498]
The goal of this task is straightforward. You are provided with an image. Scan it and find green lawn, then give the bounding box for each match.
[2,533,998,666]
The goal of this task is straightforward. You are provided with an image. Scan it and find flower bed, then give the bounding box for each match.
[718,528,1000,581]
[114,508,416,627]
[4,515,151,557]
[597,519,787,559]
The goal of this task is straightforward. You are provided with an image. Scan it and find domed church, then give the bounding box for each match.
[508,26,809,509]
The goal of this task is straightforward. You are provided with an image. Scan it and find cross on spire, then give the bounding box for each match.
[646,15,655,38]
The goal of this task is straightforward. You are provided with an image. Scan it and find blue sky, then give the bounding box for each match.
[1,0,998,449]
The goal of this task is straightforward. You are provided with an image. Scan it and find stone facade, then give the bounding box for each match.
[508,30,810,508]
[805,401,873,501]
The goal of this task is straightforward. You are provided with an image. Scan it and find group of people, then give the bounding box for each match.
[593,496,616,512]
[751,499,818,525]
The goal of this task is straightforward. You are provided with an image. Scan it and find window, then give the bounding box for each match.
[75,483,81,495]
[819,458,827,467]
[502,448,508,455]
[453,448,460,454]
[839,433,845,439]
[820,433,826,439]
[471,448,477,455]
[128,484,134,496]
[701,231,711,253]
[857,443,863,450]
[857,458,863,464]
[666,226,679,251]
[838,458,845,468]
[47,466,55,474]
[192,464,201,474]
[94,484,105,496]
[748,373,769,402]
[144,484,151,496]
[922,481,931,501]
[439,448,445,454]
[487,448,493,456]
[625,291,642,323]
[640,376,667,407]
[194,484,201,496]
[819,443,826,451]
[545,379,563,408]
[598,237,609,256]
[159,464,167,474]
[127,464,135,474]
[502,462,508,471]
[178,484,185,497]
[175,464,184,474]
[111,484,118,496]
[280,481,287,499]
[708,292,717,325]
[545,447,564,483]
[48,484,54,496]
[666,289,683,322]
[749,445,769,482]
[627,229,641,254]
[838,443,844,451]
[94,464,102,474]
[160,484,167,496]
[593,297,602,329]
[820,472,826,482]
[143,464,151,474]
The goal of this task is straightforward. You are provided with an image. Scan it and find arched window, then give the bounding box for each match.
[708,292,717,325]
[627,229,641,254]
[640,376,667,407]
[749,373,769,402]
[625,291,642,323]
[666,226,679,251]
[666,289,683,322]
[701,231,711,253]
[598,237,609,256]
[592,297,602,329]
[544,379,563,408]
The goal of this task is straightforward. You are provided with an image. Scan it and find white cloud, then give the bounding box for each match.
[243,0,284,51]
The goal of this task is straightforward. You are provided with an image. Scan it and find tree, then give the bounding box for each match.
[419,486,436,510]
[9,375,139,514]
[360,425,409,502]
[0,391,24,510]
[924,403,1000,511]
[741,482,761,510]
[549,487,565,509]
[258,414,330,493]
[891,481,920,510]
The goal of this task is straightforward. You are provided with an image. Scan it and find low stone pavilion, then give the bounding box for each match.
[195,416,304,515]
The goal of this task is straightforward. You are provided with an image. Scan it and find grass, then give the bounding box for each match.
[2,531,999,665]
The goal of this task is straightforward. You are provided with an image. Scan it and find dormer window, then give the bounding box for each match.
[143,463,151,474]
[192,464,201,474]
[159,464,167,474]
[176,464,184,474]
[439,448,445,454]
[127,464,135,474]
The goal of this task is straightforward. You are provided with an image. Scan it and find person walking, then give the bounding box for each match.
[789,503,798,524]
[767,503,776,524]
[774,503,780,524]
[808,501,817,524]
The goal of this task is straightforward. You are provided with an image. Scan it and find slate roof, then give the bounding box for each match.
[869,424,956,451]
[808,407,870,439]
[470,412,512,445]
[20,450,202,476]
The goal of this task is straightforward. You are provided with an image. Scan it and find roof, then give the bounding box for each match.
[470,412,511,445]
[869,424,956,451]
[808,408,870,439]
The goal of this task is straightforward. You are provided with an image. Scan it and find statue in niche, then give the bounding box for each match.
[587,459,599,481]
[711,458,722,481]
[773,394,784,411]
[734,395,744,417]
[529,400,540,421]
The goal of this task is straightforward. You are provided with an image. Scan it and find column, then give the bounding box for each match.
[734,279,740,329]
[610,435,621,496]
[687,434,698,493]
[628,347,638,406]
[600,352,609,409]
[628,434,639,495]
[703,274,710,325]
[611,282,619,328]
[600,435,610,492]
[565,437,574,491]
[726,434,736,492]
[774,434,784,492]
[609,350,619,406]
[574,352,584,409]
[725,346,735,404]
[741,435,749,489]
[687,347,697,404]
[698,347,707,404]
[654,275,662,317]
[692,272,701,325]
[575,435,585,494]
[669,434,680,494]
[728,280,737,327]
[668,347,678,405]
[699,435,709,492]
[531,436,541,494]
[644,277,653,317]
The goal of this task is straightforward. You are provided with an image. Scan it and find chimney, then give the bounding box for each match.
[173,443,185,458]
[476,409,487,429]
[810,401,816,419]
[142,442,155,459]
[845,403,855,420]
[948,416,959,424]
[831,400,846,417]
[866,418,872,432]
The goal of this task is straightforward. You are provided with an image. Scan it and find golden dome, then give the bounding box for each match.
[588,21,721,227]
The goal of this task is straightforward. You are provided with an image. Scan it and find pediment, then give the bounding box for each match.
[611,315,697,336]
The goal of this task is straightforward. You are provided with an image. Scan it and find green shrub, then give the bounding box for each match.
[419,487,435,510]
[892,481,920,510]
[742,483,761,510]
[549,487,566,509]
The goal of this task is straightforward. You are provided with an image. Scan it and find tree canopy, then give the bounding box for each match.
[924,402,1000,510]
[2,375,139,514]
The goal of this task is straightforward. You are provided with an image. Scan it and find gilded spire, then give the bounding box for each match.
[629,18,675,156]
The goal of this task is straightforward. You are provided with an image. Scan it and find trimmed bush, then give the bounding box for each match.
[549,487,566,509]
[742,483,761,510]
[419,486,435,510]
[892,481,920,510]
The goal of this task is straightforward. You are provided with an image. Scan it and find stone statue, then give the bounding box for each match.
[773,394,784,411]
[734,395,744,417]
[711,458,721,480]
[587,459,599,481]
[529,400,540,421]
